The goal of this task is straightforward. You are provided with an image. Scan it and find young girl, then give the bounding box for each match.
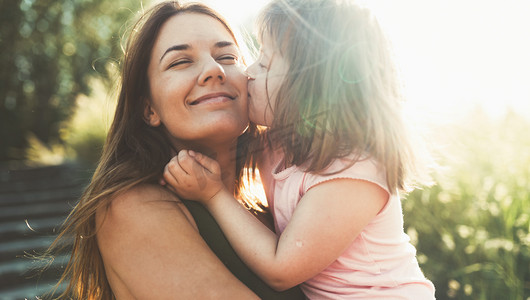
[163,0,435,298]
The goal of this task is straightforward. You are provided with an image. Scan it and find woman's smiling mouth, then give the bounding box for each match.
[189,92,235,105]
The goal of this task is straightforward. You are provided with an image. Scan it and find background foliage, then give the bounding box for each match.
[404,110,530,299]
[0,0,140,162]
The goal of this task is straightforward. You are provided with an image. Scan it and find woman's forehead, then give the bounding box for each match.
[154,13,235,53]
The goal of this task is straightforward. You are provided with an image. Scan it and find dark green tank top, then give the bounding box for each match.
[182,200,305,299]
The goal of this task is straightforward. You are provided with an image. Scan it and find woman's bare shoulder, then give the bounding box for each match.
[95,183,257,298]
[97,183,197,234]
[112,183,179,205]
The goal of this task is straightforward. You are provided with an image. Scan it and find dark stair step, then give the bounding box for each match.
[0,200,76,223]
[0,163,87,298]
[0,185,84,206]
[0,216,67,240]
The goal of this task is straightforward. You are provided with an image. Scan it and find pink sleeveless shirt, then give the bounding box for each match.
[259,149,435,299]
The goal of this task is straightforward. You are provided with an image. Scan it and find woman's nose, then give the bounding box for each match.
[198,59,226,85]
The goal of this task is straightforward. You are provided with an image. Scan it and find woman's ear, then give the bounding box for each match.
[143,101,161,127]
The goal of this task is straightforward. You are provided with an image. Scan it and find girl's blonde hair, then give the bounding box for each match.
[42,1,254,299]
[257,0,427,192]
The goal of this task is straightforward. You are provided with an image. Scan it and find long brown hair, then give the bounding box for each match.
[256,0,429,192]
[43,2,252,299]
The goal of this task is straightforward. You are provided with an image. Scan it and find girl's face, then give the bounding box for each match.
[146,13,248,149]
[246,33,288,127]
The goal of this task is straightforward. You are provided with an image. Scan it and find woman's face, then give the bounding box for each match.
[246,33,288,127]
[146,13,248,149]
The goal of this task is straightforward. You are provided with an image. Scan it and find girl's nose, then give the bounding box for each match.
[245,63,257,80]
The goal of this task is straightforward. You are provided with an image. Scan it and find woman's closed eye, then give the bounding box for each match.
[167,59,192,69]
[217,55,238,64]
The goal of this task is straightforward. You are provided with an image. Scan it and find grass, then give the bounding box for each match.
[403,109,530,299]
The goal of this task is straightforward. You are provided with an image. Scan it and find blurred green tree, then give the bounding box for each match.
[0,0,141,161]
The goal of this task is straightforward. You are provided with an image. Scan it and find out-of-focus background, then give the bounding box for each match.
[0,0,528,299]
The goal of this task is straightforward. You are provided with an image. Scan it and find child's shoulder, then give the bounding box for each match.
[303,155,388,194]
[326,154,380,173]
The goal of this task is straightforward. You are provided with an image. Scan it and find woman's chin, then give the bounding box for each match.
[193,121,248,146]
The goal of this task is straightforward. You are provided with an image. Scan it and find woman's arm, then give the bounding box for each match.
[95,184,259,299]
[165,151,389,291]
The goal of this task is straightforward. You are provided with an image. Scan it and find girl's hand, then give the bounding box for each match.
[163,150,226,205]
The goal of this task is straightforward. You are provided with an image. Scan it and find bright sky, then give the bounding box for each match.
[162,0,530,123]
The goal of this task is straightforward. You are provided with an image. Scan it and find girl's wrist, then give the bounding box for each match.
[204,187,231,211]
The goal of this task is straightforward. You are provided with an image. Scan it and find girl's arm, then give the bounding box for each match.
[164,151,389,291]
[95,184,259,299]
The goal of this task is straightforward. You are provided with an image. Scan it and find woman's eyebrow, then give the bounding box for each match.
[159,41,234,63]
[160,44,189,62]
[215,41,234,48]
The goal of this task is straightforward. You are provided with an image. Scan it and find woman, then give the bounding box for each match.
[45,1,304,299]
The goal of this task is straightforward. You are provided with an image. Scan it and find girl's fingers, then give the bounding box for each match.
[163,161,180,187]
[188,150,220,174]
[178,150,200,175]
